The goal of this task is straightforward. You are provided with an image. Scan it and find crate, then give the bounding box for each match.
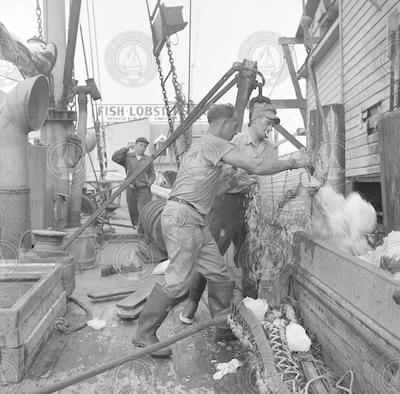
[0,262,67,383]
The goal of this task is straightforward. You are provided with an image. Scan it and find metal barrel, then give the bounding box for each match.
[138,199,167,254]
[63,226,97,270]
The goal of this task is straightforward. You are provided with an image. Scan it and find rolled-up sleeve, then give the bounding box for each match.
[112,147,129,168]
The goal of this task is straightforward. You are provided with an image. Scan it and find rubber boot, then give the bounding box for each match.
[132,283,174,358]
[179,272,207,324]
[208,281,236,341]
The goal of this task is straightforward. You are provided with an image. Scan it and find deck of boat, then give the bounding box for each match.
[3,212,255,394]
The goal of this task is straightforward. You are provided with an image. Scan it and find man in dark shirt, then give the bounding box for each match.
[112,137,155,227]
[132,104,310,358]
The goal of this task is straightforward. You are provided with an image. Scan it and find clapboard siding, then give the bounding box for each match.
[303,0,397,178]
[306,42,341,113]
[342,0,399,176]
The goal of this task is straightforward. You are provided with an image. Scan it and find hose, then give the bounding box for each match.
[54,296,93,334]
[31,315,226,394]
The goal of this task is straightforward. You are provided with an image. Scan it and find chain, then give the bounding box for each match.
[166,39,189,149]
[94,119,104,179]
[35,0,43,40]
[154,54,180,167]
[100,121,107,174]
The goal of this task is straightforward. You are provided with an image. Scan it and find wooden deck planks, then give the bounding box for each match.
[5,241,250,394]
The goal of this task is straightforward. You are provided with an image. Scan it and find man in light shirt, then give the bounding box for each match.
[180,101,279,324]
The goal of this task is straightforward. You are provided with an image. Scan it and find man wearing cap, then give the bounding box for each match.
[179,100,280,325]
[112,137,155,227]
[132,104,311,358]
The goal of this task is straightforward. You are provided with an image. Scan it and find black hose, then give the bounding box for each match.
[31,315,226,394]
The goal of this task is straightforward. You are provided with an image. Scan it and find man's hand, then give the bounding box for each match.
[292,149,312,170]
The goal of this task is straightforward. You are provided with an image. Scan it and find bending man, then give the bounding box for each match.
[180,100,279,325]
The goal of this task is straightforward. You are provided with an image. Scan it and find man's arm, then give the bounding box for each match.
[112,147,129,167]
[221,148,310,175]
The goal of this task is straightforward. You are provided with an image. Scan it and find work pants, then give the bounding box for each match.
[160,201,231,298]
[126,186,152,226]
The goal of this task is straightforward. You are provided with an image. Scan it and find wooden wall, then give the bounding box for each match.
[306,41,341,114]
[342,0,399,177]
[305,0,400,179]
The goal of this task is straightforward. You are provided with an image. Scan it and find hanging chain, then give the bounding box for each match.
[100,121,108,175]
[94,118,105,179]
[154,53,181,167]
[35,0,43,40]
[166,39,190,151]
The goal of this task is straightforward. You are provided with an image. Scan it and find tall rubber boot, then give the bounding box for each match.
[208,281,236,341]
[132,283,174,358]
[179,272,207,324]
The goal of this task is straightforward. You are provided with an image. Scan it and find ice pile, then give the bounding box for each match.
[360,231,400,275]
[286,323,312,352]
[312,185,377,255]
[242,297,269,323]
[213,359,242,380]
[87,318,106,330]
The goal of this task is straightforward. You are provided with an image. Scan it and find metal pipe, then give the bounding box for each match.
[67,89,88,227]
[62,65,238,250]
[0,75,49,257]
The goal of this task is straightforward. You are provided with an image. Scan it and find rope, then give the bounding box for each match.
[54,296,93,334]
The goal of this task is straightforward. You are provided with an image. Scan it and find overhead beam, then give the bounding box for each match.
[271,99,305,109]
[275,124,305,150]
[278,36,319,45]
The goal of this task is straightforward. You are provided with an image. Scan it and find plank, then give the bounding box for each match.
[24,291,67,372]
[116,275,165,309]
[346,165,380,177]
[15,265,62,328]
[295,285,382,394]
[87,288,136,299]
[378,112,400,232]
[20,282,64,349]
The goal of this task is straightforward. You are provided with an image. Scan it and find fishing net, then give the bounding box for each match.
[243,169,316,304]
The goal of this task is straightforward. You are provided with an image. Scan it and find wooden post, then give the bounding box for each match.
[281,43,307,126]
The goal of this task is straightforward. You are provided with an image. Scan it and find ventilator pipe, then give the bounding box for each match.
[0,75,49,257]
[67,88,88,227]
[67,81,99,227]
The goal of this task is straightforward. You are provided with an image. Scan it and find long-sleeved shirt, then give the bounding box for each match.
[112,147,156,187]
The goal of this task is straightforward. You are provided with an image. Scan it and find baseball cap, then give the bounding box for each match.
[135,137,150,145]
